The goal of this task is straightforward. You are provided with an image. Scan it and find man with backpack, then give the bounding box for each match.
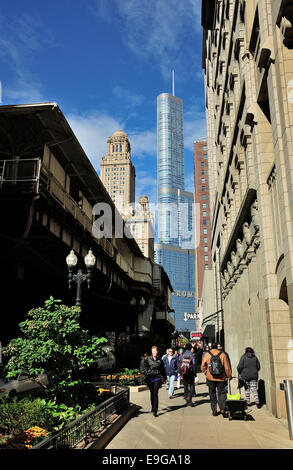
[201,342,232,417]
[179,344,197,406]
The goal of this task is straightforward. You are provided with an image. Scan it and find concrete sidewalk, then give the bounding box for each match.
[106,373,293,449]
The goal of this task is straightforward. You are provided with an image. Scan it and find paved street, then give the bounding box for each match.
[106,373,293,449]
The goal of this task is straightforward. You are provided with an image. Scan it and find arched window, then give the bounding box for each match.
[280,278,289,304]
[116,144,119,152]
[112,145,115,152]
[120,144,122,152]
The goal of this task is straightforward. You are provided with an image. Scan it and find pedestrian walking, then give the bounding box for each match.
[237,347,261,408]
[201,342,232,417]
[179,343,197,406]
[217,343,232,395]
[176,347,184,389]
[139,345,166,417]
[162,347,177,399]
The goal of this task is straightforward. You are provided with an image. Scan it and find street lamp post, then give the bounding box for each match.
[66,249,96,307]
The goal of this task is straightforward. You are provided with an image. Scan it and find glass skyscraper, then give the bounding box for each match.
[155,93,196,333]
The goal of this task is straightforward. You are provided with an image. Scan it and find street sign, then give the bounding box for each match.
[184,312,200,321]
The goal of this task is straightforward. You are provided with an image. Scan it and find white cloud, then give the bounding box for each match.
[0,13,54,104]
[90,0,202,82]
[184,110,207,152]
[113,86,144,107]
[66,111,124,170]
[135,170,157,206]
[66,111,157,169]
[4,79,44,103]
[129,129,157,159]
[185,172,195,194]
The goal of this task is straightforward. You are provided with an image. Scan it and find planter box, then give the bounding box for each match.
[32,384,130,450]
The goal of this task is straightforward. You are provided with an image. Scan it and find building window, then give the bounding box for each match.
[205,264,209,270]
[203,211,207,217]
[202,186,205,192]
[204,237,208,243]
[204,246,208,252]
[203,228,207,234]
[204,255,209,261]
[203,154,207,159]
[201,162,204,167]
[201,170,205,175]
[203,220,207,225]
[202,195,206,200]
[201,178,205,183]
[203,146,207,150]
[202,203,206,208]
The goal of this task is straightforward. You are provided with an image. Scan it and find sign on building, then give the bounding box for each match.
[183,312,200,321]
[190,331,202,339]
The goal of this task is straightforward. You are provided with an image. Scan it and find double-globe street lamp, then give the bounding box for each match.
[66,249,96,306]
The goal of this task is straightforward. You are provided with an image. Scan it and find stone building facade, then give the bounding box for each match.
[194,140,212,308]
[124,195,155,261]
[202,0,293,417]
[100,130,135,211]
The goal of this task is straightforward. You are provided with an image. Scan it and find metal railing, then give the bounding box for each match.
[41,170,115,258]
[32,384,129,449]
[0,158,41,191]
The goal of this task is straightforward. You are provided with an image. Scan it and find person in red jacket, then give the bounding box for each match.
[201,343,232,417]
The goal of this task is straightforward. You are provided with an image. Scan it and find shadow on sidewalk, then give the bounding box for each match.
[173,391,209,399]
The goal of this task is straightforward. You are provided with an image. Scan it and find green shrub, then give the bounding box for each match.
[0,396,56,435]
[0,394,100,437]
[2,297,108,405]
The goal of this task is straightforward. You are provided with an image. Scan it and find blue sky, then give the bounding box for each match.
[0,0,206,205]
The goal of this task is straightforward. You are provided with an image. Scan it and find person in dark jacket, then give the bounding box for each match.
[179,344,197,406]
[162,348,177,399]
[140,345,166,417]
[237,347,261,408]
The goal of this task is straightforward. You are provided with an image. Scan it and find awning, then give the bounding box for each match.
[201,324,215,338]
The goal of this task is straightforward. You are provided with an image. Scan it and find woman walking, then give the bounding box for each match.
[140,345,166,417]
[237,347,261,408]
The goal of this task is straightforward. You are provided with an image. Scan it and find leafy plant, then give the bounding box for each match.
[0,396,56,435]
[117,368,139,375]
[2,297,108,404]
[2,426,49,449]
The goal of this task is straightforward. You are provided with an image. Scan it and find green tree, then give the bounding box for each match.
[3,297,107,403]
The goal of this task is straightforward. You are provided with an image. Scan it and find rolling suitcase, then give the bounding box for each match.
[226,377,248,421]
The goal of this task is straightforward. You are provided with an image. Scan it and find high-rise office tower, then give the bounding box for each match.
[100,130,135,212]
[194,140,212,308]
[155,91,196,333]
